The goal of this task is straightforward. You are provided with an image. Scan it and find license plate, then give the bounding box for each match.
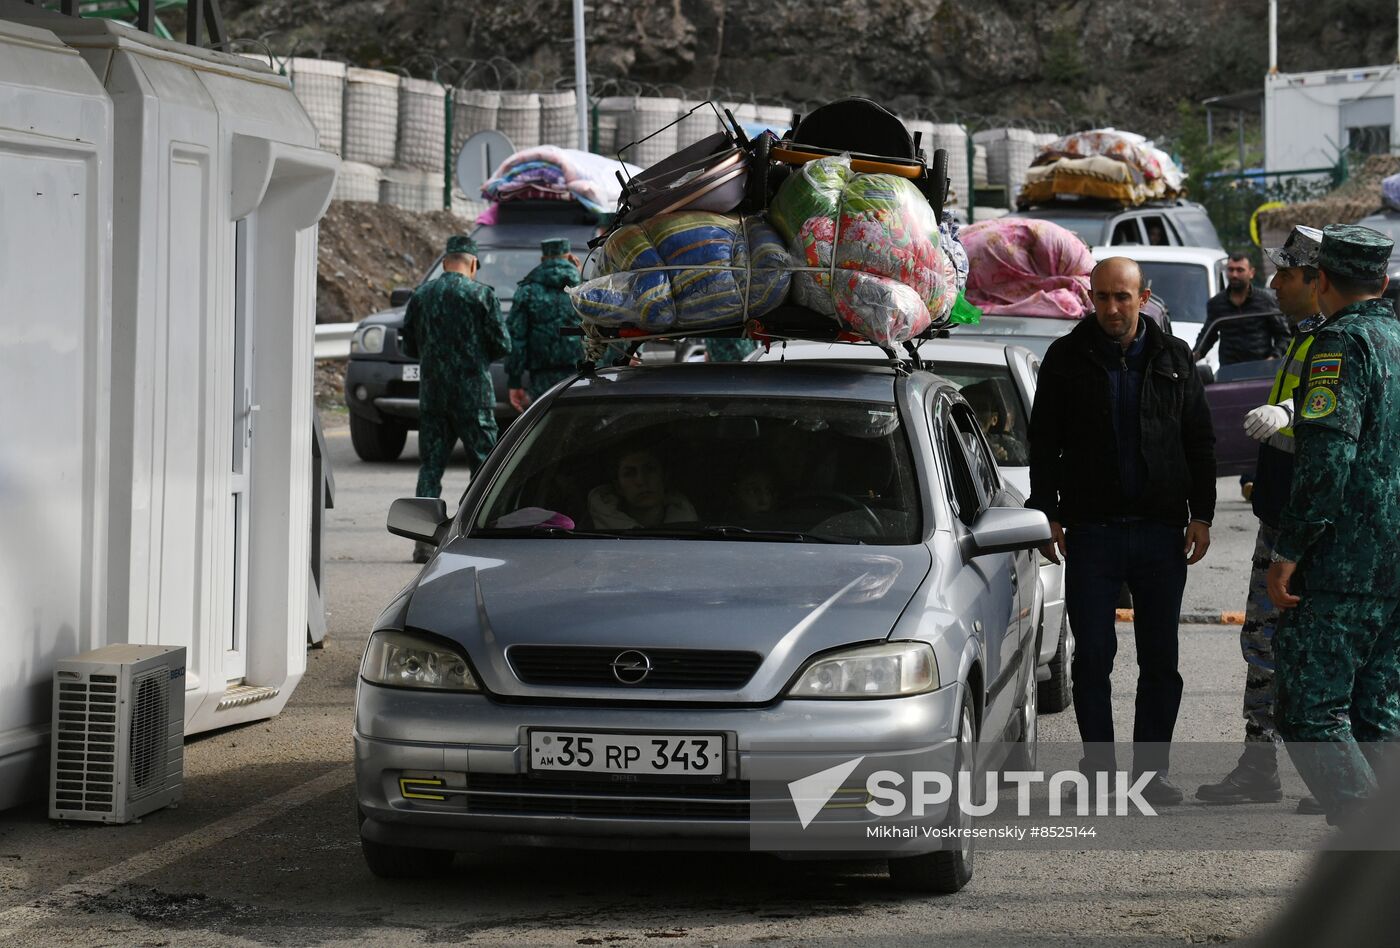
[401,364,420,381]
[529,731,725,777]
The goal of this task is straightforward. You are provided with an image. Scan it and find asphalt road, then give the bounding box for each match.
[0,415,1326,946]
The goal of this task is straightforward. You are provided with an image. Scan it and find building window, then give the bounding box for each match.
[1348,125,1392,156]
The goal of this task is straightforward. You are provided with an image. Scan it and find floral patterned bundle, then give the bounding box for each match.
[768,156,960,345]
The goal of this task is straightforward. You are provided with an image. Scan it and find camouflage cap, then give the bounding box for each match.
[445,234,478,256]
[1318,223,1393,281]
[541,238,571,256]
[1264,225,1323,270]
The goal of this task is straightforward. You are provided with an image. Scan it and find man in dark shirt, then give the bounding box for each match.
[1194,252,1290,365]
[1030,257,1217,807]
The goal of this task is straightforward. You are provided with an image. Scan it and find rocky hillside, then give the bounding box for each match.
[223,0,1392,136]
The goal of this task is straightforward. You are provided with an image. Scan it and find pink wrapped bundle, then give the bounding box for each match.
[962,218,1093,319]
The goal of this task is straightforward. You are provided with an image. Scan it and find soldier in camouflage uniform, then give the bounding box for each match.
[402,234,510,560]
[1267,224,1400,826]
[1197,227,1324,814]
[705,338,757,362]
[506,239,590,413]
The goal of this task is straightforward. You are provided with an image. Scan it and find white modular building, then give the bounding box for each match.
[0,6,337,808]
[1265,64,1400,171]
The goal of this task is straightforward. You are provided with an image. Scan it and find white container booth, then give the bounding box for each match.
[12,13,338,737]
[0,18,114,811]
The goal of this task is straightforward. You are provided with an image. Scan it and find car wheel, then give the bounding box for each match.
[350,413,407,462]
[1037,613,1073,714]
[888,689,976,895]
[1005,651,1038,771]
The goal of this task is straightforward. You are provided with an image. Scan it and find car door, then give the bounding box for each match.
[935,395,1021,736]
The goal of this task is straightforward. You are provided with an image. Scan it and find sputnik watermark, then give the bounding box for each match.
[787,757,1159,829]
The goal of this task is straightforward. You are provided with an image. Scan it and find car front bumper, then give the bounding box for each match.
[355,681,964,853]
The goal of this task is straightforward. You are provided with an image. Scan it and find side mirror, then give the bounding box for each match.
[389,286,414,307]
[387,497,449,544]
[968,507,1051,557]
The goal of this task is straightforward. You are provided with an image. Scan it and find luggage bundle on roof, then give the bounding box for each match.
[567,97,980,353]
[1018,128,1186,210]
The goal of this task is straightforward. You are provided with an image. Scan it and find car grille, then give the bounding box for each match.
[459,773,750,820]
[508,646,763,689]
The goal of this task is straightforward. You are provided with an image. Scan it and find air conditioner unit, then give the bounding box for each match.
[50,644,186,823]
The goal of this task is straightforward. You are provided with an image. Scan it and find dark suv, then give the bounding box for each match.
[343,202,602,461]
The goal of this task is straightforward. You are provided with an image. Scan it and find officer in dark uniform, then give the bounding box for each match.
[401,234,510,561]
[1267,224,1400,826]
[1197,225,1325,813]
[506,239,589,413]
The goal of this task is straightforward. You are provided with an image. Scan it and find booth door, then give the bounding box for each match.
[227,219,253,683]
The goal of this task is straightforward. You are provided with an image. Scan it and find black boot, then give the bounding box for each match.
[1195,751,1283,804]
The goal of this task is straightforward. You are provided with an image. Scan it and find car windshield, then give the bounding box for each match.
[935,364,1030,468]
[1137,261,1210,323]
[424,247,542,307]
[471,396,922,544]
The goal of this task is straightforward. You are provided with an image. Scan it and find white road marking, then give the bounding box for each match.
[0,764,354,937]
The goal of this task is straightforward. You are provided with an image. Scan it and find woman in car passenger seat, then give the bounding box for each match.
[588,445,697,529]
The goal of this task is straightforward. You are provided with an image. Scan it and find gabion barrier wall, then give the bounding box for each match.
[397,76,446,172]
[289,57,345,156]
[343,67,400,166]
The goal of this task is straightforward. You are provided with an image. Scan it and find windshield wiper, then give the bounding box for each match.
[624,525,862,544]
[470,526,625,539]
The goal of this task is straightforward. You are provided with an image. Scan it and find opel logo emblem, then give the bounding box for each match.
[610,650,652,685]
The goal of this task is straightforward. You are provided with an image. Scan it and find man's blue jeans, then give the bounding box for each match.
[1065,520,1187,776]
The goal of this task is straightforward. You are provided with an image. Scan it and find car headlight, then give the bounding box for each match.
[360,629,479,691]
[786,641,938,698]
[352,325,386,355]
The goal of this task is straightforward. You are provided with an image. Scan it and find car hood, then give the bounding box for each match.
[360,306,406,329]
[403,538,934,701]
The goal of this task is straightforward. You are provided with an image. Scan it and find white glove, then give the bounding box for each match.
[1244,403,1291,441]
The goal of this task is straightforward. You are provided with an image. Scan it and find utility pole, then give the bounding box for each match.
[574,0,589,151]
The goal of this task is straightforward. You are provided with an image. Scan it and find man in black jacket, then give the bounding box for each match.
[1194,252,1290,365]
[1030,256,1217,806]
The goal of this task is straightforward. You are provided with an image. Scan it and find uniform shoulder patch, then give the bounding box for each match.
[1301,386,1337,419]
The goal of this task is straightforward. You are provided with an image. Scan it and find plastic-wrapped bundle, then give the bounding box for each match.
[343,67,400,166]
[1021,155,1148,207]
[768,156,959,345]
[397,77,446,171]
[1386,173,1400,212]
[569,212,792,332]
[961,218,1093,319]
[289,58,345,155]
[1030,128,1183,202]
[539,89,578,148]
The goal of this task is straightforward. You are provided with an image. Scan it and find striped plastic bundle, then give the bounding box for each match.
[289,58,345,155]
[570,212,792,332]
[538,89,578,148]
[343,67,400,166]
[397,77,446,172]
[452,89,500,156]
[497,91,542,151]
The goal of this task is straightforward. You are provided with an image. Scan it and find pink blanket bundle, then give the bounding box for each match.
[961,218,1093,319]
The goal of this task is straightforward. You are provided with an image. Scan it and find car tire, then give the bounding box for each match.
[350,413,408,462]
[1005,652,1038,772]
[1038,613,1073,714]
[888,689,976,895]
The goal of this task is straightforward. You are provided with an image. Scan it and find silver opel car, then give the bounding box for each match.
[355,360,1050,892]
